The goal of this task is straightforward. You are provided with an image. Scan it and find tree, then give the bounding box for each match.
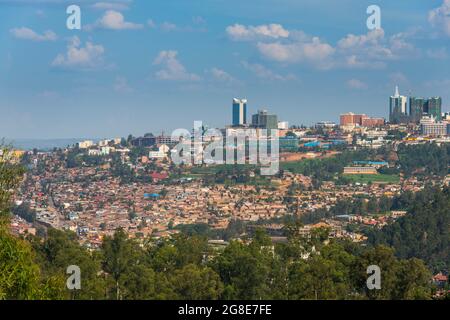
[101,228,142,299]
[212,240,272,299]
[366,186,450,272]
[353,245,431,300]
[148,234,209,272]
[0,145,48,299]
[120,264,157,300]
[0,227,43,299]
[31,229,106,299]
[169,264,223,300]
[0,145,25,223]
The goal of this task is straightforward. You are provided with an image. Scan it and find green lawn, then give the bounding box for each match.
[342,174,400,184]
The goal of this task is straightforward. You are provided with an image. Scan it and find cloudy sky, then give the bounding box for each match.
[1,0,449,139]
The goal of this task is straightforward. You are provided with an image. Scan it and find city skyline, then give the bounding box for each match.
[1,0,450,139]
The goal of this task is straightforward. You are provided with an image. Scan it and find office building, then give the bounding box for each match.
[251,109,278,130]
[232,98,247,126]
[420,116,447,136]
[426,97,442,121]
[340,113,384,128]
[156,135,178,147]
[340,113,364,126]
[409,97,426,123]
[389,86,408,124]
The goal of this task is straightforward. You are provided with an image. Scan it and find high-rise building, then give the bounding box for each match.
[251,110,278,130]
[426,97,442,121]
[232,98,247,127]
[389,86,408,124]
[409,97,426,123]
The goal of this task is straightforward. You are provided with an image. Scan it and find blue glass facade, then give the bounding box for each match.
[232,100,247,126]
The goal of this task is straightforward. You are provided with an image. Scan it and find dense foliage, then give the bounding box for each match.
[366,186,450,272]
[397,143,450,177]
[0,227,434,300]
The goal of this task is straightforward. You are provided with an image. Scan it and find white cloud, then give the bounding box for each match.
[336,29,417,68]
[389,72,409,86]
[209,67,235,82]
[226,23,333,69]
[429,0,450,36]
[114,76,133,93]
[10,27,56,41]
[426,47,448,59]
[147,19,156,28]
[52,36,105,69]
[228,23,418,70]
[344,55,385,69]
[347,79,368,90]
[192,16,206,25]
[242,61,295,81]
[257,37,335,68]
[94,10,143,30]
[153,50,200,81]
[337,29,395,62]
[226,23,289,41]
[160,22,177,32]
[337,29,385,50]
[91,1,130,10]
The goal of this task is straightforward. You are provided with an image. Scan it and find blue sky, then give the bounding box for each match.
[1,0,449,139]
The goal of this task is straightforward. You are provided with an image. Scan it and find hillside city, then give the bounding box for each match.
[3,86,450,300]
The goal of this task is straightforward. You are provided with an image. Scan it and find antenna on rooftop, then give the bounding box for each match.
[394,85,399,97]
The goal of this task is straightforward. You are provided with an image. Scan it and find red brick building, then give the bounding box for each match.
[340,112,385,128]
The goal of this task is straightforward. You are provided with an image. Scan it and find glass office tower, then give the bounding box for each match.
[251,110,278,130]
[389,86,408,124]
[426,97,442,121]
[232,98,247,126]
[409,97,425,123]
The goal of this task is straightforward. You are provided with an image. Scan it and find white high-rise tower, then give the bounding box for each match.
[389,85,407,123]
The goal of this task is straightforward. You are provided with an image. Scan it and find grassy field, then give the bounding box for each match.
[280,159,314,173]
[342,174,400,184]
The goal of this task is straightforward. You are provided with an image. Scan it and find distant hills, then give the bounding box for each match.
[4,138,97,151]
